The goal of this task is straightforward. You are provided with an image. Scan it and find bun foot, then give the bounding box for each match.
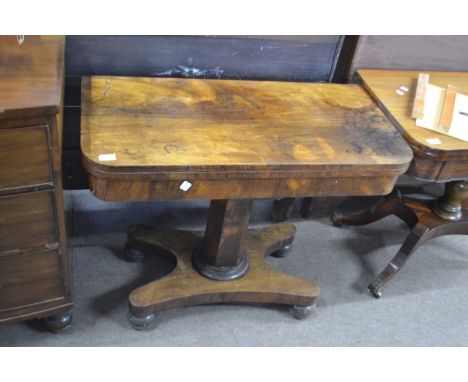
[128,312,157,330]
[271,243,293,258]
[45,312,72,333]
[125,245,146,263]
[289,302,316,319]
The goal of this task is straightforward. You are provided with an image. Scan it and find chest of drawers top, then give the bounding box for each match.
[0,36,64,120]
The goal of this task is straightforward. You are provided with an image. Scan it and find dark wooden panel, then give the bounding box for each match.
[349,36,468,81]
[0,125,51,191]
[0,249,62,310]
[65,35,340,82]
[0,190,58,253]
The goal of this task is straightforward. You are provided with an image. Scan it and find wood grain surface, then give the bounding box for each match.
[357,69,468,158]
[0,36,64,119]
[63,35,349,189]
[0,249,63,310]
[0,190,58,254]
[0,36,72,329]
[0,125,52,191]
[127,223,319,317]
[81,76,412,178]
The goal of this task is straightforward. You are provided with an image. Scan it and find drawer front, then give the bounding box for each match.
[0,191,58,253]
[0,125,52,190]
[0,249,63,310]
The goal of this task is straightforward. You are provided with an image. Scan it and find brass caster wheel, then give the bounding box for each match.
[368,284,382,299]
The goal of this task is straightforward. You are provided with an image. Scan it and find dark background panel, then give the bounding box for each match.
[63,35,352,189]
[65,35,341,81]
[348,35,468,81]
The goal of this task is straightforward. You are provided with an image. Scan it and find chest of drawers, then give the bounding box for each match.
[0,36,72,332]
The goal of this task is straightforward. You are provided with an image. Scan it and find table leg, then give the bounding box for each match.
[368,223,431,298]
[272,197,295,222]
[192,199,251,281]
[331,183,468,297]
[331,190,413,228]
[125,199,320,330]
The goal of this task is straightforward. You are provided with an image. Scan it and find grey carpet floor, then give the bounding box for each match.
[1,190,467,346]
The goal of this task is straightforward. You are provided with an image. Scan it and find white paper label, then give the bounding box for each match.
[426,138,442,145]
[179,181,192,191]
[98,153,117,161]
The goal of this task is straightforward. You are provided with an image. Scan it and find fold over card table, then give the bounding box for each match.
[81,76,412,329]
[333,70,468,298]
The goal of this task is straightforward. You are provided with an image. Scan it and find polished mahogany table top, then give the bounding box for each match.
[357,69,468,182]
[81,76,412,201]
[358,69,468,155]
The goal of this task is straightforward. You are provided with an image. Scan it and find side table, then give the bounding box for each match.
[81,76,412,329]
[332,70,468,297]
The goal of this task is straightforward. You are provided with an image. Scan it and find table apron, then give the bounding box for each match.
[88,174,399,201]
